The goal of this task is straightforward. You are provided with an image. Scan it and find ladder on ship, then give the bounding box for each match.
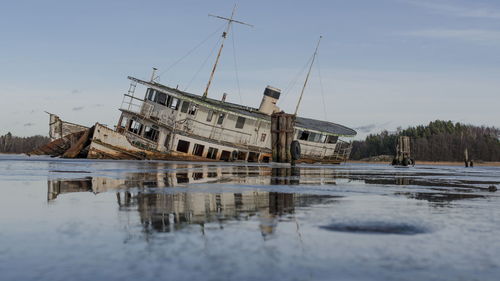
[120,81,138,111]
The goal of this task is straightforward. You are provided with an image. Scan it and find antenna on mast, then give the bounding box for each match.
[202,5,253,98]
[294,36,322,116]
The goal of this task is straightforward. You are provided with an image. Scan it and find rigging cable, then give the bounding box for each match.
[280,54,314,106]
[156,22,226,81]
[184,36,223,91]
[316,50,328,120]
[231,24,243,104]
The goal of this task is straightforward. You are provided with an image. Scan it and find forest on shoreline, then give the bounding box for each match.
[350,120,500,162]
[0,133,50,154]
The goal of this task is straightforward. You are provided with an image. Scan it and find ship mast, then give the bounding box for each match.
[202,5,252,98]
[294,36,322,116]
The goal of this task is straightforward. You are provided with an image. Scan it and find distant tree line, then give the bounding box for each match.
[0,132,50,154]
[351,120,500,161]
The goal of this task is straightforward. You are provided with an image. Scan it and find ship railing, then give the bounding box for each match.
[326,139,353,162]
[120,94,148,116]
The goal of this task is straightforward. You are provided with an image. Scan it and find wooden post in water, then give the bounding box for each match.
[464,148,469,167]
[271,112,296,163]
[392,136,414,166]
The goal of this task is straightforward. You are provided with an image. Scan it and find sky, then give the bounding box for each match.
[1,0,499,139]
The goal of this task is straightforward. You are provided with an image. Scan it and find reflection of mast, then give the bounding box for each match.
[203,5,253,98]
[294,36,322,116]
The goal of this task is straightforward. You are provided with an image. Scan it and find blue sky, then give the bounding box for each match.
[1,0,499,138]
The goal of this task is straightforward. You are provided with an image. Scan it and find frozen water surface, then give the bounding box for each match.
[0,154,499,281]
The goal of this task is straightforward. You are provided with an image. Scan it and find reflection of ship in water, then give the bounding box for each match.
[47,165,350,199]
[47,165,272,200]
[47,166,338,236]
[47,165,487,235]
[124,191,300,235]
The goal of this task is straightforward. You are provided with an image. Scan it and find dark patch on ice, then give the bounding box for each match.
[319,221,429,235]
[396,191,485,202]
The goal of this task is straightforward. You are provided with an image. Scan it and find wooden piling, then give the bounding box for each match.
[271,114,279,162]
[271,112,296,163]
[280,116,286,161]
[392,136,413,166]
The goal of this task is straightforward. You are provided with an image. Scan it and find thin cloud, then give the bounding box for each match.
[354,122,392,134]
[355,124,377,133]
[404,28,500,43]
[403,0,500,19]
[71,89,82,94]
[72,106,84,111]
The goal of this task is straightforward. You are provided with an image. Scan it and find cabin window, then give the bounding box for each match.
[168,96,180,110]
[217,113,226,125]
[260,133,266,142]
[247,152,259,162]
[307,132,315,142]
[144,125,159,142]
[237,151,247,161]
[220,150,231,161]
[120,117,128,128]
[188,104,197,115]
[180,101,190,113]
[313,133,322,142]
[299,130,310,140]
[320,135,327,143]
[192,143,205,156]
[176,173,189,184]
[327,135,338,144]
[308,132,321,142]
[129,120,143,135]
[206,110,214,122]
[146,88,155,101]
[262,156,270,163]
[235,116,246,129]
[193,172,203,180]
[164,133,171,148]
[176,140,190,153]
[155,92,167,105]
[206,147,218,159]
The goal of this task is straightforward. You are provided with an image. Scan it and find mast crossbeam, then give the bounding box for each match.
[203,5,252,98]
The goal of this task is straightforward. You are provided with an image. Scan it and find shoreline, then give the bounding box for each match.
[348,160,500,167]
[2,153,499,167]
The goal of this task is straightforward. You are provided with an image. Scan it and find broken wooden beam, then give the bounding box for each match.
[62,126,95,158]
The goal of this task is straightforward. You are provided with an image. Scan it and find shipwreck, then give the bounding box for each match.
[30,8,357,164]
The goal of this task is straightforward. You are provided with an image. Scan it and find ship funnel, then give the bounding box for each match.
[258,86,281,115]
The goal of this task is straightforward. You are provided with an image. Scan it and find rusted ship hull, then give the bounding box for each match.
[32,121,269,162]
[88,124,225,161]
[31,120,348,164]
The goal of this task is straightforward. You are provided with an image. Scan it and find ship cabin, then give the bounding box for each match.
[116,77,356,163]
